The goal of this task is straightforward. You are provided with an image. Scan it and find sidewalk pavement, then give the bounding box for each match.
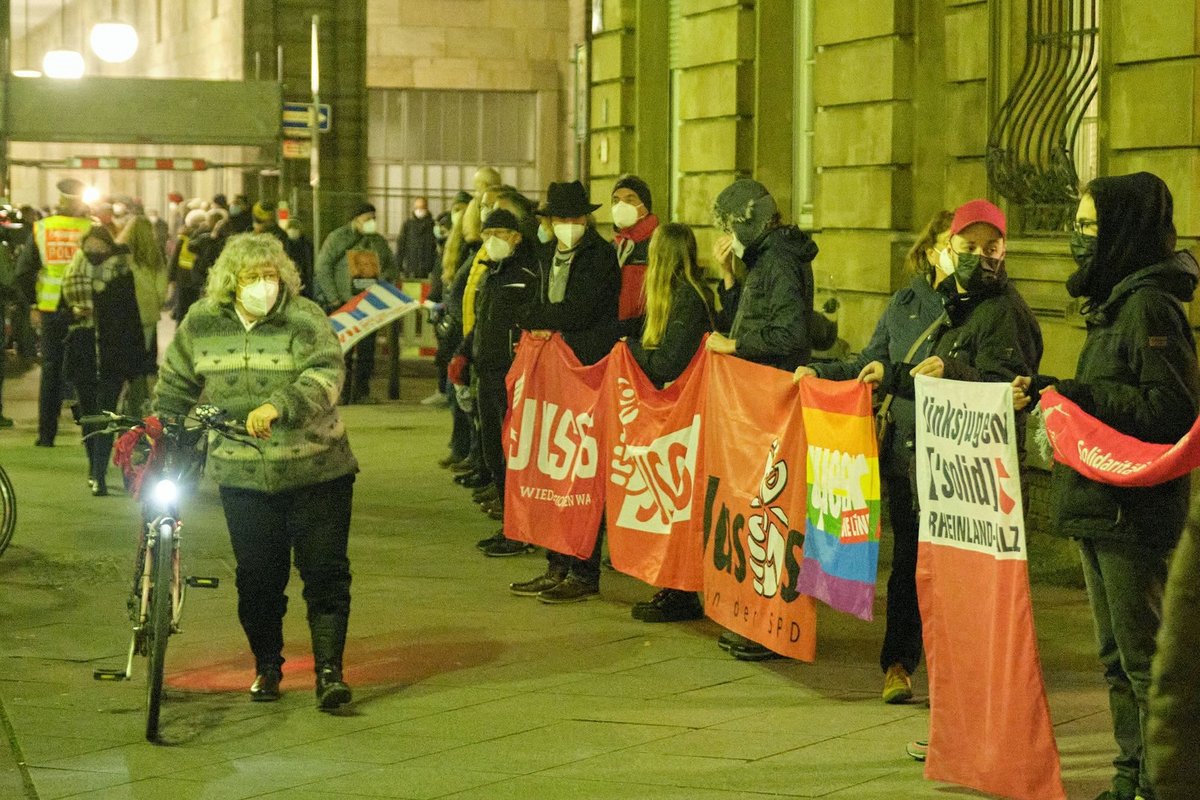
[0,366,1117,799]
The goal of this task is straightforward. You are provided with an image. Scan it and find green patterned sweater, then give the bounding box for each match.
[153,294,359,492]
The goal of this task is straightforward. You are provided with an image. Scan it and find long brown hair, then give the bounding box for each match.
[905,210,955,283]
[641,223,716,348]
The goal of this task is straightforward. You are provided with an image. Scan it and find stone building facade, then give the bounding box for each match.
[586,0,1200,378]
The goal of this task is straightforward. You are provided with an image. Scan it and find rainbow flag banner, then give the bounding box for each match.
[795,378,882,621]
[328,282,432,352]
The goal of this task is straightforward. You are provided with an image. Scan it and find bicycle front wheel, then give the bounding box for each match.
[0,466,15,557]
[145,522,174,741]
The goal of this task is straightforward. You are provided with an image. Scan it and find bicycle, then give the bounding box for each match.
[0,462,13,557]
[84,405,258,742]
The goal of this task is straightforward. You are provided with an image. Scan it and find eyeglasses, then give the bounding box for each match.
[237,270,279,286]
[1069,218,1098,235]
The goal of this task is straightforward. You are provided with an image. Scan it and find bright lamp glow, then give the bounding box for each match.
[151,479,179,507]
[12,68,43,78]
[90,22,139,64]
[43,49,85,79]
[82,186,102,205]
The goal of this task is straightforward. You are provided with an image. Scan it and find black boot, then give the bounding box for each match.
[309,613,351,710]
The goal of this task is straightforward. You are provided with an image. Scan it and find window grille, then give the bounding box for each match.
[986,0,1099,233]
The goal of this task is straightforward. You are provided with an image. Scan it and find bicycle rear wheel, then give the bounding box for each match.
[0,466,14,557]
[145,522,174,741]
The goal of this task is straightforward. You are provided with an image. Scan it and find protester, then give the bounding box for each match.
[168,208,209,321]
[154,233,358,710]
[610,174,659,331]
[15,179,92,447]
[1013,173,1197,800]
[61,226,142,496]
[252,201,289,248]
[706,178,826,373]
[116,216,170,417]
[705,178,828,660]
[1147,490,1200,800]
[395,196,438,279]
[625,222,716,623]
[466,209,539,541]
[509,180,620,601]
[796,210,954,702]
[314,203,397,404]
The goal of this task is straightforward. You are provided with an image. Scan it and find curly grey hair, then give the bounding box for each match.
[204,233,303,306]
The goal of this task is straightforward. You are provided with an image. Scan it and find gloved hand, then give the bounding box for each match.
[448,354,469,386]
[454,383,475,413]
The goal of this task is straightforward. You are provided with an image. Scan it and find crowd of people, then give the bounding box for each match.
[3,166,1197,799]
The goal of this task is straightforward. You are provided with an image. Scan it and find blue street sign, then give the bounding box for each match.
[282,102,331,133]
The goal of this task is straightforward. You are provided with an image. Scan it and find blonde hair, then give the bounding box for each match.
[906,210,955,282]
[641,223,715,348]
[119,216,166,274]
[204,233,302,306]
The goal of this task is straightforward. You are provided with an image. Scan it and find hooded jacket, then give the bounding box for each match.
[1051,250,1200,548]
[718,225,818,372]
[314,224,397,308]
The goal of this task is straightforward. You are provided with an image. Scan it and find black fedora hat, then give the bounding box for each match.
[536,180,601,217]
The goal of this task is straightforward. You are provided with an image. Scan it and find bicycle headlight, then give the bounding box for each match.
[151,479,179,508]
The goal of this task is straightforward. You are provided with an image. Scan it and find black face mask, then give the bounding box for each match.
[1069,230,1097,268]
[955,252,1006,293]
[84,247,110,266]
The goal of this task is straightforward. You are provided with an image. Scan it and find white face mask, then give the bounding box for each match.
[938,246,956,276]
[413,208,429,219]
[730,234,746,259]
[553,223,585,249]
[485,235,512,261]
[360,219,378,235]
[238,279,280,318]
[537,225,554,244]
[611,201,639,230]
[287,227,301,240]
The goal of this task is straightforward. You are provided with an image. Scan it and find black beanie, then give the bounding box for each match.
[350,203,376,220]
[613,174,652,213]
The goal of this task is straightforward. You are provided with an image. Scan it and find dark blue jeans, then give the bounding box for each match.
[219,473,354,671]
[1079,536,1171,800]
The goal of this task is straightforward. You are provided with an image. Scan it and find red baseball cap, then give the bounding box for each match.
[951,199,1006,238]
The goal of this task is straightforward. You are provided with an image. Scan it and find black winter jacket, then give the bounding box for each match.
[1051,251,1200,550]
[396,214,438,278]
[469,243,540,372]
[628,277,715,388]
[522,227,621,366]
[815,275,944,476]
[718,225,817,372]
[885,277,1043,400]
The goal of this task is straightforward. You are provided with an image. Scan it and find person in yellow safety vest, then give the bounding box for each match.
[168,208,206,322]
[15,178,92,447]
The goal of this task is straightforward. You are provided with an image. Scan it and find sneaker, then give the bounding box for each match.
[717,630,743,652]
[510,570,567,596]
[473,484,500,504]
[538,575,599,604]
[882,663,914,704]
[631,588,704,623]
[482,537,534,557]
[906,740,928,762]
[476,529,506,551]
[420,392,449,407]
[730,639,784,661]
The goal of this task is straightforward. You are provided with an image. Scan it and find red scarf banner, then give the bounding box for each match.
[1039,387,1197,487]
[502,334,607,558]
[699,353,817,662]
[604,342,708,591]
[915,376,1065,800]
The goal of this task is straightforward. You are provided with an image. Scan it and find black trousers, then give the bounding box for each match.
[880,472,923,674]
[476,367,508,494]
[76,374,126,482]
[342,332,376,402]
[37,307,71,444]
[219,474,354,671]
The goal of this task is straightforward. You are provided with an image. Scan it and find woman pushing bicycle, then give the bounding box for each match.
[153,233,358,710]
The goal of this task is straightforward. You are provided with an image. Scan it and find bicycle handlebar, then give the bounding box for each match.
[77,408,252,442]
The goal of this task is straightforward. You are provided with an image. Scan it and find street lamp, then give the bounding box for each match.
[43,0,84,79]
[89,22,138,63]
